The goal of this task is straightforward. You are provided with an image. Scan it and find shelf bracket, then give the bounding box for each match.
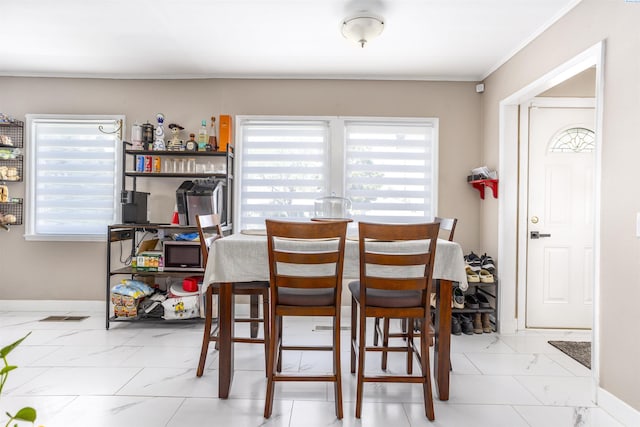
[469,179,498,199]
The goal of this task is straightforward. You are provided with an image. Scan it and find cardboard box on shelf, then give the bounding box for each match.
[219,115,232,152]
[136,250,162,271]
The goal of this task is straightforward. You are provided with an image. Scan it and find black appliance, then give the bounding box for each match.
[121,190,149,224]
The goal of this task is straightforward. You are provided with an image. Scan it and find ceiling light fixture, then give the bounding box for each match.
[341,15,385,48]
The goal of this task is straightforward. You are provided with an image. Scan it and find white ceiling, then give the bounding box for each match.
[0,0,579,81]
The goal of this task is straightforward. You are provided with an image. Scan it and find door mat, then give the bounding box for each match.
[548,340,591,369]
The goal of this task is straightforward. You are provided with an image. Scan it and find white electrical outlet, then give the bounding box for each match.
[636,213,640,237]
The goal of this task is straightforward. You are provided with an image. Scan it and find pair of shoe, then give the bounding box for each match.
[465,252,496,283]
[452,313,474,335]
[473,312,493,333]
[465,252,497,273]
[464,293,491,309]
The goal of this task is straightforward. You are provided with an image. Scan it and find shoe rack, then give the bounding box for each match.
[453,277,498,333]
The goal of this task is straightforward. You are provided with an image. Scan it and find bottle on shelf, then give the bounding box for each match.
[185,133,198,151]
[197,120,208,151]
[207,116,218,151]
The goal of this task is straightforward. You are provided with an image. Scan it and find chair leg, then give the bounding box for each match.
[250,294,259,338]
[355,308,367,419]
[276,316,283,373]
[262,290,270,377]
[381,317,390,370]
[420,315,435,421]
[264,313,279,418]
[350,297,357,374]
[407,318,414,375]
[333,313,343,419]
[196,286,214,377]
[373,317,380,346]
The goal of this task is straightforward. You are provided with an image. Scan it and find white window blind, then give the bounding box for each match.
[345,120,437,223]
[238,120,330,229]
[236,116,438,231]
[26,115,122,241]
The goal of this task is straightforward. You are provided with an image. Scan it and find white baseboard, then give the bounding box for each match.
[598,386,640,426]
[0,300,105,313]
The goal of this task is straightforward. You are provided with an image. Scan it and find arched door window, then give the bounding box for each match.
[549,127,595,153]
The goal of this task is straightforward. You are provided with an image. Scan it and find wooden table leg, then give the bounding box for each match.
[218,282,235,399]
[434,279,452,401]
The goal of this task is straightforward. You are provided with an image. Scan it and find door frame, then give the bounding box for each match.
[518,96,596,330]
[497,41,604,392]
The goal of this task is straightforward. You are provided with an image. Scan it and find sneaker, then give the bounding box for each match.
[481,312,493,333]
[480,253,496,274]
[452,287,465,309]
[473,312,483,334]
[451,314,462,336]
[464,294,479,309]
[459,314,474,335]
[466,266,480,283]
[465,252,482,272]
[479,269,494,283]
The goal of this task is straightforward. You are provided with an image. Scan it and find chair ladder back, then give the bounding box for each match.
[195,213,223,266]
[434,216,458,241]
[266,219,348,303]
[358,221,440,301]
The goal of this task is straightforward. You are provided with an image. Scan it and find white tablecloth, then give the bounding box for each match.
[203,233,468,291]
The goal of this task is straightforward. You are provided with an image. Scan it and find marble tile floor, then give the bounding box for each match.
[0,308,625,427]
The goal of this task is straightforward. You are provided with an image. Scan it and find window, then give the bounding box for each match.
[26,115,123,241]
[549,127,595,153]
[345,120,437,222]
[237,116,438,230]
[238,119,330,229]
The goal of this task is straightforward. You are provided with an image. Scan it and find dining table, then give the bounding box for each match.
[202,230,469,400]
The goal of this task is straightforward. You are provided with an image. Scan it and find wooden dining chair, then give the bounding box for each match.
[374,216,458,349]
[350,221,439,420]
[195,214,270,377]
[263,219,348,419]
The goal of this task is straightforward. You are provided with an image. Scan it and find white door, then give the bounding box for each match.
[526,102,595,329]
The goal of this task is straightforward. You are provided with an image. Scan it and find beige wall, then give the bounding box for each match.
[0,77,482,301]
[482,0,640,411]
[539,67,596,97]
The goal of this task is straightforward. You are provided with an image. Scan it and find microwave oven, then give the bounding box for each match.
[162,241,204,272]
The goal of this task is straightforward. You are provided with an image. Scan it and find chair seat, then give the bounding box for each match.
[348,281,421,308]
[211,281,269,293]
[278,288,335,306]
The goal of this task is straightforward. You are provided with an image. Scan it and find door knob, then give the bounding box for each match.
[531,216,539,224]
[530,231,551,239]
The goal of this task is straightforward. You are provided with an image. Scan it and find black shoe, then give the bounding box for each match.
[476,293,491,308]
[451,314,462,336]
[465,294,479,309]
[459,314,474,335]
